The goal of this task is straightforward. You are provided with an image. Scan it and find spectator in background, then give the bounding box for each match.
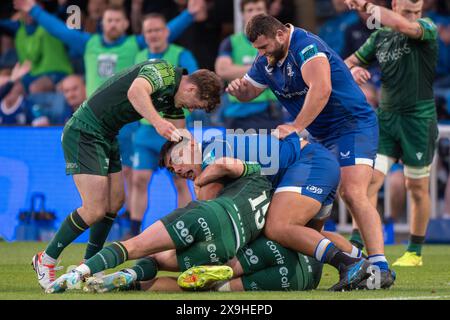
[0,2,73,93]
[13,0,203,237]
[127,13,197,237]
[13,0,202,96]
[0,61,49,126]
[58,74,86,123]
[318,0,359,57]
[174,0,234,70]
[215,0,283,131]
[0,34,17,70]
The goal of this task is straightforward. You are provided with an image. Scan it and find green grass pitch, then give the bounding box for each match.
[1,242,449,300]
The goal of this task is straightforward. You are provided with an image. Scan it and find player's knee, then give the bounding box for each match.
[263,220,285,243]
[339,186,365,207]
[109,192,125,213]
[405,179,429,199]
[132,174,149,191]
[83,204,108,222]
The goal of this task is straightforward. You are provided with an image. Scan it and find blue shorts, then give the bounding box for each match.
[309,124,379,167]
[272,142,340,207]
[132,124,167,171]
[118,121,140,168]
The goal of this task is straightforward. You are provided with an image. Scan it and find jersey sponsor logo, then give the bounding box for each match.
[197,218,213,242]
[306,185,323,195]
[244,248,260,265]
[416,152,423,160]
[299,44,319,63]
[266,241,285,265]
[97,53,118,78]
[206,243,220,263]
[340,151,351,159]
[376,43,411,63]
[274,87,308,99]
[174,220,194,244]
[279,266,291,289]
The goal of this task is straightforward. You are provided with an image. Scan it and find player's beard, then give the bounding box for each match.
[268,42,286,66]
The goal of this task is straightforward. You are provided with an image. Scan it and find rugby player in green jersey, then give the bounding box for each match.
[45,168,274,293]
[31,60,222,290]
[345,0,438,267]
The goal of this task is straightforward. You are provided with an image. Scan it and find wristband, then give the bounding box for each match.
[240,162,261,177]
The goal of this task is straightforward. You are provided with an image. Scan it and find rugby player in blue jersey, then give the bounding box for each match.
[158,132,374,291]
[226,14,395,287]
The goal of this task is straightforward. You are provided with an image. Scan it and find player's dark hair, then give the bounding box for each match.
[245,14,288,42]
[104,4,128,18]
[143,13,167,24]
[159,140,177,168]
[188,70,223,113]
[240,0,268,12]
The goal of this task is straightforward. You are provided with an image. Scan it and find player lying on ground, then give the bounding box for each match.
[45,172,273,293]
[46,154,369,293]
[84,235,325,293]
[159,133,385,290]
[31,59,222,290]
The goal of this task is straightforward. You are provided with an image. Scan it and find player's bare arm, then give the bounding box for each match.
[195,157,246,187]
[195,182,225,200]
[226,78,264,102]
[128,78,181,141]
[345,55,372,85]
[287,57,331,136]
[215,56,251,82]
[345,0,424,39]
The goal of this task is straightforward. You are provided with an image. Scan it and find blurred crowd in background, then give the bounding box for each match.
[1,0,450,224]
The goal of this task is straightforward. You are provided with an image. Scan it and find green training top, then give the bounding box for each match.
[15,22,73,77]
[355,17,438,116]
[84,34,140,96]
[73,59,186,136]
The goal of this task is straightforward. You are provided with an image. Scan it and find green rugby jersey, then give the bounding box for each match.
[73,60,186,136]
[355,18,438,116]
[214,175,272,251]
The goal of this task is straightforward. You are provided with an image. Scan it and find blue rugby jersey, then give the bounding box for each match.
[245,25,377,140]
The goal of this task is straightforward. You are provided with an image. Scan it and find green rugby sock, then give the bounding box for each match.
[406,234,425,256]
[85,242,128,275]
[129,257,158,281]
[349,229,364,250]
[45,210,88,260]
[84,212,117,260]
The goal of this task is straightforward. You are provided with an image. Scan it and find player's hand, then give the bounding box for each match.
[187,0,206,20]
[13,0,36,12]
[272,124,299,140]
[350,66,371,85]
[10,61,31,82]
[154,119,182,142]
[344,0,367,11]
[226,78,250,98]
